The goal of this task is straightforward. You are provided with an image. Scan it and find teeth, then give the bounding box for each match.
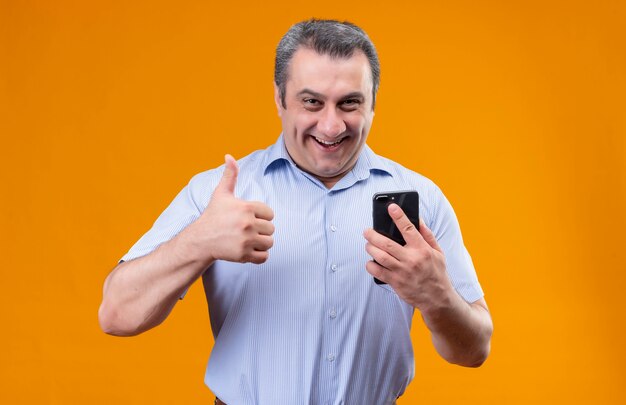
[315,137,343,146]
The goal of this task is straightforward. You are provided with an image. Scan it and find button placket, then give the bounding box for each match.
[320,191,341,403]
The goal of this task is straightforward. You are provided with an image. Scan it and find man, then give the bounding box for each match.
[99,19,493,404]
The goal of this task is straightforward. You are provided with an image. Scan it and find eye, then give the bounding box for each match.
[303,98,322,110]
[341,99,361,110]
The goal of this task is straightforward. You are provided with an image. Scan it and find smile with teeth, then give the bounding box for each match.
[313,136,345,147]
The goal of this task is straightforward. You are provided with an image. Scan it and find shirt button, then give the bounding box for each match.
[329,310,337,319]
[331,264,338,272]
[327,353,335,362]
[330,225,337,232]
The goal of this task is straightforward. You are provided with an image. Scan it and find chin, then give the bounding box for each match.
[317,167,347,180]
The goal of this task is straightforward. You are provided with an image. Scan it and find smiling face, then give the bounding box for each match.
[274,47,375,188]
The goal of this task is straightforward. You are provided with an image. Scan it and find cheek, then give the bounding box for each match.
[294,113,317,135]
[345,116,368,134]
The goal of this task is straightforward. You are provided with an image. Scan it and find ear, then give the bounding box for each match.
[273,82,283,117]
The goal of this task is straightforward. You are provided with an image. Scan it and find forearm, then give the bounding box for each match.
[98,225,212,336]
[421,293,493,367]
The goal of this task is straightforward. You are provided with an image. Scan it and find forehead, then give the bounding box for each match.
[286,47,373,97]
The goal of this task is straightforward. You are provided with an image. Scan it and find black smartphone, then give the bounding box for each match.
[372,191,420,285]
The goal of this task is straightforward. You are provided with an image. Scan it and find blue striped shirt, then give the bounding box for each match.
[122,135,483,404]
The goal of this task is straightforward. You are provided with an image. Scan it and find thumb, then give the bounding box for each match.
[418,218,443,254]
[214,154,239,195]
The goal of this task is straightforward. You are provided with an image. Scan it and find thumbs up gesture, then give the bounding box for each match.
[185,154,275,265]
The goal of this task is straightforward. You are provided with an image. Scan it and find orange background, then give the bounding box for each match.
[1,0,625,403]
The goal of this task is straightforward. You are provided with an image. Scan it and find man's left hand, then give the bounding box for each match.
[364,203,453,312]
[365,203,493,367]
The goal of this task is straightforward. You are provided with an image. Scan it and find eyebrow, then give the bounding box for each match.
[296,89,365,101]
[340,92,365,101]
[296,89,325,99]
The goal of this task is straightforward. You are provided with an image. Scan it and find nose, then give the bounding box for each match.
[317,107,346,138]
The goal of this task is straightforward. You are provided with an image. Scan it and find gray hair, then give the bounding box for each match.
[274,19,380,110]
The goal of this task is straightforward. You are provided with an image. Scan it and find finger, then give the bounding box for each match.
[418,218,443,253]
[247,250,270,264]
[251,234,274,251]
[363,228,405,261]
[365,241,400,270]
[388,203,421,246]
[250,201,274,221]
[365,260,392,285]
[214,154,239,196]
[255,219,275,236]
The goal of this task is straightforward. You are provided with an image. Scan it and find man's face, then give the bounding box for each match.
[274,48,375,188]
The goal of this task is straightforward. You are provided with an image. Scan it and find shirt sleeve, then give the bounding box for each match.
[118,171,218,300]
[120,172,214,263]
[428,186,484,303]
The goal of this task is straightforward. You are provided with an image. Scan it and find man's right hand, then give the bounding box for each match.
[183,154,275,265]
[99,154,274,336]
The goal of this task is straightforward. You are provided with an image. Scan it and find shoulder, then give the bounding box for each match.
[192,148,267,182]
[368,152,452,226]
[185,148,268,208]
[374,153,444,198]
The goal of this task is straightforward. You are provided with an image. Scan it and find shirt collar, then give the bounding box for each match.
[263,134,393,181]
[262,134,297,173]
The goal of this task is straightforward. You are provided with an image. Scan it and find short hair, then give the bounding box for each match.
[274,19,380,110]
